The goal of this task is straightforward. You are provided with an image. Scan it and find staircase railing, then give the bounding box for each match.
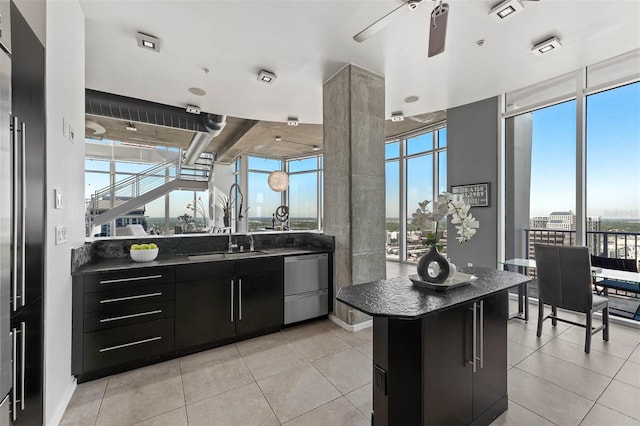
[87,151,214,216]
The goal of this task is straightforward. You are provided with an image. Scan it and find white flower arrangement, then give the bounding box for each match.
[412,192,480,247]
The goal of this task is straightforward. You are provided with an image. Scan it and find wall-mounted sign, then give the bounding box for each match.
[450,183,490,207]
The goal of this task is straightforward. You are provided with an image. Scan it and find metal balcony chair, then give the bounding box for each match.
[534,244,609,354]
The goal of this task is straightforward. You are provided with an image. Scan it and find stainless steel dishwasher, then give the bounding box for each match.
[284,253,329,324]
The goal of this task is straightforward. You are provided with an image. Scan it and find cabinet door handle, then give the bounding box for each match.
[230,280,234,322]
[99,336,162,352]
[19,122,26,308]
[99,310,162,323]
[479,300,484,369]
[11,328,17,421]
[99,292,162,304]
[239,279,242,321]
[99,274,162,284]
[20,322,25,410]
[472,302,477,373]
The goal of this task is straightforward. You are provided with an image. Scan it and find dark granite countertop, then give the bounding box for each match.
[73,246,330,275]
[336,267,531,319]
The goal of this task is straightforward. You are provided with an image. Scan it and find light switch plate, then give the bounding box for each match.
[55,226,67,245]
[54,189,63,209]
[63,117,69,138]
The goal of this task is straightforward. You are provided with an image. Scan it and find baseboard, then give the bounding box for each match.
[508,293,640,329]
[329,314,372,332]
[48,379,77,426]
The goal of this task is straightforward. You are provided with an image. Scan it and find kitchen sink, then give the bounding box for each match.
[187,250,268,261]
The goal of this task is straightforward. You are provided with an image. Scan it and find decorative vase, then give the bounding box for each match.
[223,215,230,227]
[417,246,450,284]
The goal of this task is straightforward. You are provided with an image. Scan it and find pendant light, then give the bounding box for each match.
[268,170,289,192]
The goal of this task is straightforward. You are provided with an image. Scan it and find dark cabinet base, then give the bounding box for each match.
[372,290,509,426]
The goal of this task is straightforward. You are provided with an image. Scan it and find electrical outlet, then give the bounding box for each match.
[55,226,67,245]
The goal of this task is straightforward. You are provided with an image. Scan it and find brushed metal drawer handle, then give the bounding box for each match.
[99,275,163,284]
[99,310,162,323]
[99,336,162,352]
[99,292,163,304]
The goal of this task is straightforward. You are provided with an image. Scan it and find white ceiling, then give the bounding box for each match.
[81,0,640,125]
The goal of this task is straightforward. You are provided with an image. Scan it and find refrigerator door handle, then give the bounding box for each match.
[19,322,25,410]
[11,328,16,421]
[10,116,18,312]
[19,121,25,307]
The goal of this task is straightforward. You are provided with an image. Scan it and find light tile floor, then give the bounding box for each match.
[61,262,640,426]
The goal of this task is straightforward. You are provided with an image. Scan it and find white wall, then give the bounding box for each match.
[44,1,85,424]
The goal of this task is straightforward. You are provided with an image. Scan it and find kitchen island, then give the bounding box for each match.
[336,267,531,426]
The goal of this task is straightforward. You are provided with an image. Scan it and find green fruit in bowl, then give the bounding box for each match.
[149,243,158,249]
[140,244,151,250]
[131,244,142,250]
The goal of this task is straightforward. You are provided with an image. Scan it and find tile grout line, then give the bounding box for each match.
[507,399,560,426]
[177,358,190,426]
[238,347,283,425]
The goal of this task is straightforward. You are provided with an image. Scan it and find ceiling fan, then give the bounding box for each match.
[353,0,449,57]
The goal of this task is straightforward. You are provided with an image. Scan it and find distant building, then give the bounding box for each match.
[547,211,574,230]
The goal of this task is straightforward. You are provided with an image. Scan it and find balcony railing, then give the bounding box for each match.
[524,228,640,264]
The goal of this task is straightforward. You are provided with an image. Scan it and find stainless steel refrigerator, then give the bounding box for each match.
[0,0,13,422]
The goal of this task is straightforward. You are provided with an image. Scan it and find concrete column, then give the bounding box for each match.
[323,64,386,326]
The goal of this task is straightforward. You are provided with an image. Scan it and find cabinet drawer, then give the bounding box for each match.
[84,318,174,372]
[84,301,174,332]
[84,267,175,293]
[84,283,175,313]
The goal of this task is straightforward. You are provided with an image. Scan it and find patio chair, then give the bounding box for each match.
[534,244,609,354]
[591,255,639,297]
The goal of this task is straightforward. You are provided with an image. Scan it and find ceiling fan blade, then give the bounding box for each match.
[428,2,449,57]
[353,1,417,42]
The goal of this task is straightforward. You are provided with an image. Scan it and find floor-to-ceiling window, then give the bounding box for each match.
[504,49,639,263]
[586,81,640,259]
[286,156,322,230]
[246,156,283,231]
[385,125,447,262]
[385,141,400,260]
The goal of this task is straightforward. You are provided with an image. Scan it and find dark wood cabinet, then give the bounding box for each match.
[72,266,176,381]
[175,258,283,349]
[10,4,45,424]
[373,289,509,426]
[175,261,235,350]
[74,255,287,381]
[235,259,283,336]
[10,299,43,426]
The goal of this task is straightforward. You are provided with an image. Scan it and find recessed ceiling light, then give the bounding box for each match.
[404,96,419,103]
[258,70,277,84]
[126,122,137,132]
[136,32,160,52]
[287,117,299,126]
[311,146,321,151]
[489,0,524,22]
[531,37,562,55]
[186,105,201,114]
[391,112,405,122]
[275,136,282,142]
[188,87,207,96]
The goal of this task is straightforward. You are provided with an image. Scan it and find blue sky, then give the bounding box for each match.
[530,82,639,218]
